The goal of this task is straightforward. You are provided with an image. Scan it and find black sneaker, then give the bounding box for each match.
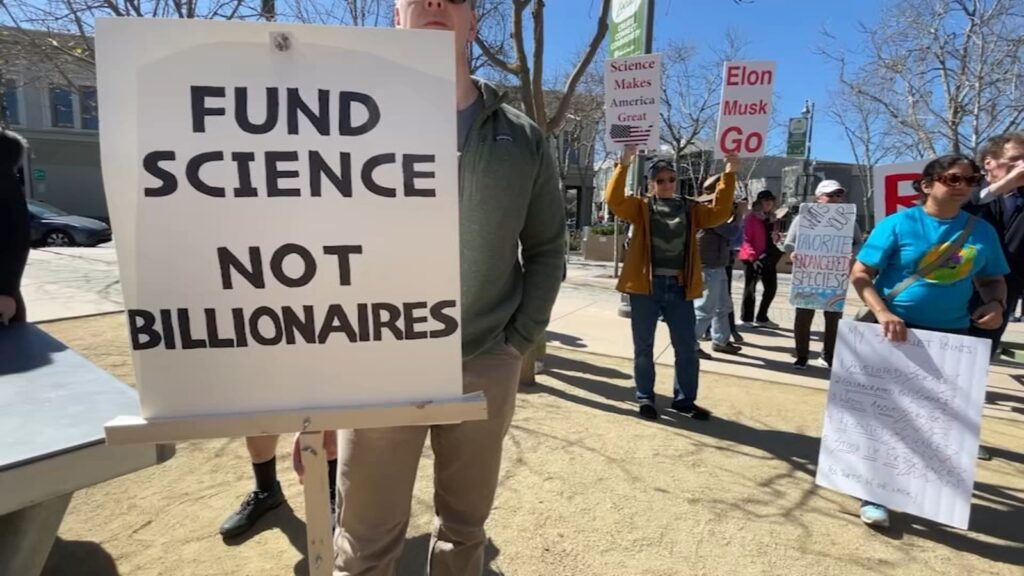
[696,348,713,360]
[978,446,993,461]
[730,330,745,344]
[670,401,711,420]
[712,342,742,355]
[638,403,659,420]
[219,482,285,538]
[793,357,808,370]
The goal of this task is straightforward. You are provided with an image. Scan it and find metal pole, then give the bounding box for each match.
[612,215,620,277]
[803,100,815,202]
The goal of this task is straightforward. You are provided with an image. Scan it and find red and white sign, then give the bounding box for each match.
[871,160,927,225]
[604,53,662,152]
[714,60,775,159]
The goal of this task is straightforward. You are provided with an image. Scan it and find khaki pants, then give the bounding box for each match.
[333,342,523,576]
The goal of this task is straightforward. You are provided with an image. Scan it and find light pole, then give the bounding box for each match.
[801,99,815,202]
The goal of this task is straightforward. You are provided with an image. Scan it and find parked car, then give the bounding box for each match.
[27,200,112,247]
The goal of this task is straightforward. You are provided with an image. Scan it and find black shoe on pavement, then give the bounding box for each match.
[978,446,993,461]
[670,401,711,420]
[696,348,713,361]
[712,342,742,355]
[638,403,659,420]
[219,482,285,538]
[793,357,808,370]
[731,331,745,344]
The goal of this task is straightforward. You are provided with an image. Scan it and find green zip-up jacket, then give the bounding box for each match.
[459,79,566,360]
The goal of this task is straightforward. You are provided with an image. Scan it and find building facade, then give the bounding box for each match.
[2,27,105,220]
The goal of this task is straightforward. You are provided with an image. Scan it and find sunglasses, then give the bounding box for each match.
[655,177,677,185]
[824,191,846,198]
[933,172,984,187]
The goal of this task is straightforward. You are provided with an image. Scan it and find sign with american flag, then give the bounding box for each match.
[609,123,653,144]
[604,53,661,151]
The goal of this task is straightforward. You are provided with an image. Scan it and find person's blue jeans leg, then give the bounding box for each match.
[695,267,730,346]
[693,269,715,344]
[662,280,699,405]
[708,267,731,346]
[629,290,661,404]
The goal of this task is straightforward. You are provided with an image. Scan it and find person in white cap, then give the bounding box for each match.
[783,180,862,369]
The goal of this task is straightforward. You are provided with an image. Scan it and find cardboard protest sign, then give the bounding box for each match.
[871,160,927,225]
[96,19,463,420]
[816,320,991,529]
[714,61,775,159]
[789,203,857,311]
[604,53,661,151]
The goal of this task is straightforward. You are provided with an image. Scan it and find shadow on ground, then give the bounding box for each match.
[535,351,1024,566]
[42,538,119,576]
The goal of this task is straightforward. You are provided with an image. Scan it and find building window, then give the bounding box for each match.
[80,86,98,130]
[2,79,20,126]
[50,86,75,128]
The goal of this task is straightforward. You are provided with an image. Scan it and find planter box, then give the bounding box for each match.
[583,234,627,262]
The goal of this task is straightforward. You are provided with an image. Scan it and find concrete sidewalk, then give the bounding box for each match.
[559,256,1024,424]
[20,247,1024,423]
[21,246,123,323]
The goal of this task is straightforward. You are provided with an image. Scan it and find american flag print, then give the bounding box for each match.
[609,123,654,144]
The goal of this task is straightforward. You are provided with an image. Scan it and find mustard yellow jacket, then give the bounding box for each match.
[604,164,736,299]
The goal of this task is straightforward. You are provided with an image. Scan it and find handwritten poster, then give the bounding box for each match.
[815,320,991,529]
[789,203,856,311]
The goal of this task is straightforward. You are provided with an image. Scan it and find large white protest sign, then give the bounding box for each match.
[604,53,661,151]
[816,320,991,529]
[97,19,463,420]
[714,61,775,159]
[871,160,927,225]
[789,203,856,312]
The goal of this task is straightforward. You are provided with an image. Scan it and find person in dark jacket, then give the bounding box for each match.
[694,173,744,358]
[0,130,30,325]
[968,132,1024,358]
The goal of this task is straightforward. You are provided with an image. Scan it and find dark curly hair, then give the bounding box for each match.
[911,154,981,195]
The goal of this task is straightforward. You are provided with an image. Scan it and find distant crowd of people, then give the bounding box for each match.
[605,131,1024,529]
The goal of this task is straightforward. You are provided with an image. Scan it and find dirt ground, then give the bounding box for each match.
[38,313,1024,576]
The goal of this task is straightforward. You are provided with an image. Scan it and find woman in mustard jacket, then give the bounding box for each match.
[605,146,739,420]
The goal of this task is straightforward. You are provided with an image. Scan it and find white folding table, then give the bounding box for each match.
[0,323,174,576]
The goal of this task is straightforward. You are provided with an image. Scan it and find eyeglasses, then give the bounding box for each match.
[824,191,846,198]
[655,177,677,185]
[933,173,984,187]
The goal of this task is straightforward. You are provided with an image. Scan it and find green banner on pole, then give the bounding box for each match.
[786,116,808,158]
[609,0,648,58]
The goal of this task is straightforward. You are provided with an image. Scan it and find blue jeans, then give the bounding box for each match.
[694,266,732,346]
[629,275,699,405]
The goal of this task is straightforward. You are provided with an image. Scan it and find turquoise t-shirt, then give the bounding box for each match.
[857,206,1009,329]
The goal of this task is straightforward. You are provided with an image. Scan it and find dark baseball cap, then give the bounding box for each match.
[755,189,776,202]
[647,159,676,179]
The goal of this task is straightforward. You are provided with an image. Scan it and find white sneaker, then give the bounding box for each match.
[815,357,831,368]
[754,319,780,329]
[534,361,545,374]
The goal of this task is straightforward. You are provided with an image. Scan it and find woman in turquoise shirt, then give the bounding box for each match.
[850,154,1008,528]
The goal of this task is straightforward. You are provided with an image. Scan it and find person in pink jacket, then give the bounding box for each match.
[738,190,782,327]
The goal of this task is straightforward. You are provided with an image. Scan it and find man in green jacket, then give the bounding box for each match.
[334,1,566,574]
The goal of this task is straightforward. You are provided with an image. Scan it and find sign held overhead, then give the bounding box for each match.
[714,60,776,159]
[604,53,662,152]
